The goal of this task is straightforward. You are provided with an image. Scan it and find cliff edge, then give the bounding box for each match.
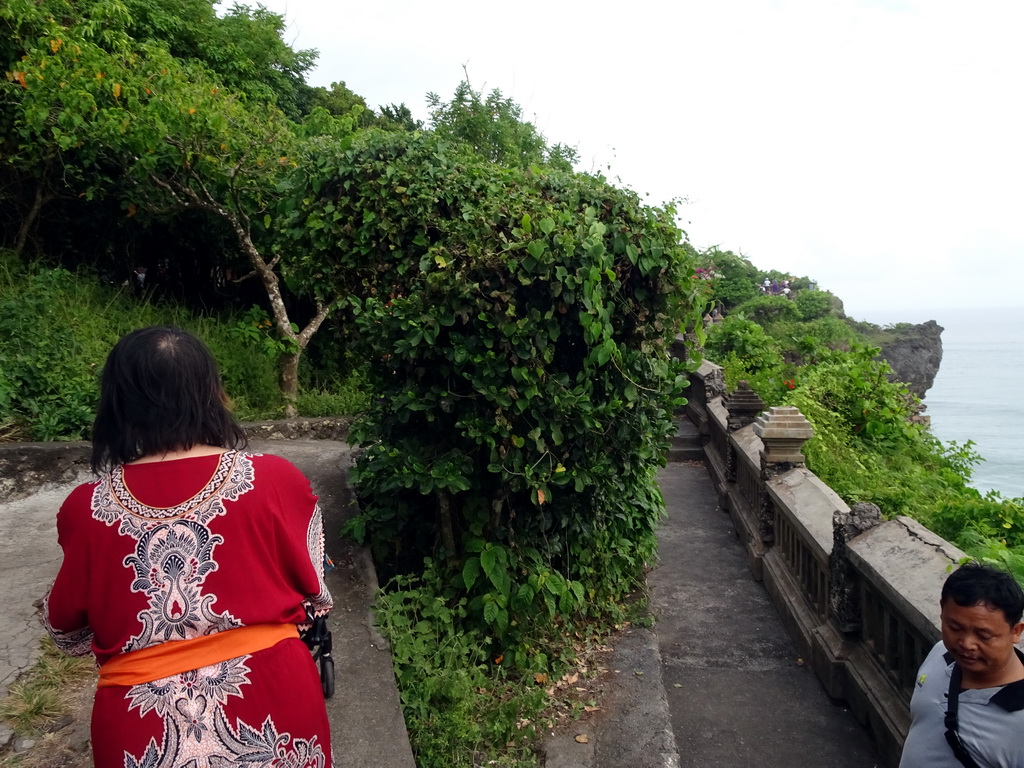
[862,320,944,398]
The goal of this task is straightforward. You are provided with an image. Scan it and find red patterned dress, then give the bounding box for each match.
[43,450,334,768]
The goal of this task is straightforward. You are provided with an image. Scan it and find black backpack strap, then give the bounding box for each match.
[944,663,984,768]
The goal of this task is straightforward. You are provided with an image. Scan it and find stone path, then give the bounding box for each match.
[544,461,883,767]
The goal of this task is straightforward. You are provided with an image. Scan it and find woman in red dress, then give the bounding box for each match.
[43,326,333,767]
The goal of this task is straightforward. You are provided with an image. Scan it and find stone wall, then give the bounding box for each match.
[682,352,963,768]
[0,417,352,503]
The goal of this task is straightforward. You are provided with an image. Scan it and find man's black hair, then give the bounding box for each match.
[91,326,247,473]
[941,561,1024,626]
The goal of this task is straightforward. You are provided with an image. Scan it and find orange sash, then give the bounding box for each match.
[97,624,298,688]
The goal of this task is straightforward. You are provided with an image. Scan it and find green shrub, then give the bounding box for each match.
[0,262,367,438]
[732,294,801,326]
[292,131,704,667]
[697,248,759,310]
[705,316,780,368]
[793,289,834,321]
[295,380,369,417]
[375,564,546,767]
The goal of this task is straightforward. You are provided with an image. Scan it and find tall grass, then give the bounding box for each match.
[0,255,366,440]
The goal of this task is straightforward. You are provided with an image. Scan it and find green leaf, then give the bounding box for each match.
[480,546,507,592]
[539,217,555,235]
[462,556,481,590]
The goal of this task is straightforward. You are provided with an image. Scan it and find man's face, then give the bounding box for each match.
[940,599,1024,683]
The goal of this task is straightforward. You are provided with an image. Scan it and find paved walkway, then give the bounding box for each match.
[653,462,880,767]
[545,462,882,767]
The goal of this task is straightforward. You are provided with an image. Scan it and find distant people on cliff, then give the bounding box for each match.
[757,277,799,298]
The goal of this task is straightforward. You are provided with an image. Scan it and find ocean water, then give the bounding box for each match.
[862,306,1024,499]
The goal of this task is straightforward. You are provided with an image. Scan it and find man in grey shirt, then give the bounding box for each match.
[900,562,1024,768]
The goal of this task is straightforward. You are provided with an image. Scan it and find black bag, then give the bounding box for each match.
[301,613,335,699]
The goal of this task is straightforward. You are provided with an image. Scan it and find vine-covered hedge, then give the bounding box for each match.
[284,130,704,660]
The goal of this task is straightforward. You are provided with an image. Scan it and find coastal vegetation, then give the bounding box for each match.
[696,250,1024,581]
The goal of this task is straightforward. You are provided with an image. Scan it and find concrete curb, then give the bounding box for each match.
[543,623,679,768]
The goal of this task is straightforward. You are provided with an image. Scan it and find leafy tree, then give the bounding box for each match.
[705,316,781,369]
[698,247,759,309]
[1,0,361,412]
[793,288,834,321]
[427,80,578,171]
[305,80,373,124]
[732,294,801,326]
[120,0,318,121]
[378,102,423,132]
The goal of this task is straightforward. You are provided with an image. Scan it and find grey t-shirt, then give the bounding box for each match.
[899,641,1024,768]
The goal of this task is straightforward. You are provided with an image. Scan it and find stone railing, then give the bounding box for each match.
[677,348,964,768]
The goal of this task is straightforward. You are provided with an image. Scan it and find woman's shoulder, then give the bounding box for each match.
[57,477,102,525]
[62,476,101,505]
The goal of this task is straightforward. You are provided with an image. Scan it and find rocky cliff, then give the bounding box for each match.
[872,320,944,398]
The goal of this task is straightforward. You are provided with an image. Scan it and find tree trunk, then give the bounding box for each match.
[280,349,301,417]
[438,492,457,556]
[14,180,54,257]
[149,171,336,411]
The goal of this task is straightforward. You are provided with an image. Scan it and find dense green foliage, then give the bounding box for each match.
[275,128,704,762]
[698,255,1024,581]
[0,0,423,412]
[695,247,760,310]
[298,88,702,765]
[427,81,578,172]
[0,256,367,439]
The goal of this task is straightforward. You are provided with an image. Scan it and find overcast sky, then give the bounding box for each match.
[252,0,1024,322]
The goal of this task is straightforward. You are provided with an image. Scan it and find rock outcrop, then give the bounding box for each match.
[875,320,944,398]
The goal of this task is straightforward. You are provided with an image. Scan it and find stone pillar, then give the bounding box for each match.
[753,406,814,545]
[754,406,814,471]
[829,502,882,634]
[723,381,765,432]
[722,381,765,483]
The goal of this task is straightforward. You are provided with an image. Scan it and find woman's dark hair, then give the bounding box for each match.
[91,326,248,472]
[941,561,1024,626]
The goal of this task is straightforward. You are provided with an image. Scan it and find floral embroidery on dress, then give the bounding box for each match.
[92,450,256,535]
[304,505,332,620]
[40,607,93,656]
[88,452,326,767]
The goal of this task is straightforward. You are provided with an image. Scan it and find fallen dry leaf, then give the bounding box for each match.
[575,734,590,744]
